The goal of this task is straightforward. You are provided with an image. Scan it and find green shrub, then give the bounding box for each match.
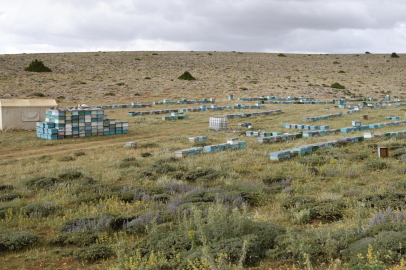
[239,87,248,90]
[134,215,284,268]
[144,77,151,80]
[365,51,371,54]
[140,152,152,158]
[0,206,15,219]
[178,71,196,81]
[148,163,176,174]
[58,171,82,180]
[61,214,113,233]
[32,92,45,97]
[193,141,209,147]
[391,52,400,58]
[24,59,52,72]
[364,159,389,171]
[292,199,346,224]
[22,202,56,218]
[0,185,13,191]
[351,152,369,161]
[358,192,406,209]
[0,193,17,202]
[73,151,85,157]
[0,231,38,252]
[343,231,406,265]
[261,175,286,186]
[281,195,316,209]
[277,53,287,57]
[48,230,99,247]
[104,92,115,96]
[330,82,345,89]
[74,244,115,262]
[338,70,346,73]
[26,177,58,190]
[119,158,138,168]
[58,156,75,162]
[298,156,327,166]
[184,168,224,182]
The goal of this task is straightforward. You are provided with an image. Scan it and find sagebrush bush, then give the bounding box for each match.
[75,244,115,262]
[343,231,406,265]
[291,199,346,224]
[281,195,316,209]
[22,202,56,218]
[364,159,389,170]
[0,193,17,202]
[0,185,14,190]
[58,156,75,162]
[359,192,406,209]
[25,177,59,190]
[184,167,224,182]
[48,230,100,247]
[0,231,38,252]
[58,171,82,180]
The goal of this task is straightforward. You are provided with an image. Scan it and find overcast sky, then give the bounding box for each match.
[0,0,405,54]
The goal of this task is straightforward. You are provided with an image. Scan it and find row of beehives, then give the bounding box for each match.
[174,138,246,158]
[36,109,128,140]
[128,104,266,116]
[153,98,215,105]
[342,109,360,114]
[340,120,406,133]
[269,130,406,161]
[282,123,330,130]
[249,129,339,143]
[90,102,151,109]
[302,113,342,122]
[162,113,189,120]
[223,109,282,119]
[264,100,335,104]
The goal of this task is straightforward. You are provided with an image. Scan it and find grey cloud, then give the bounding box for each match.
[0,0,406,53]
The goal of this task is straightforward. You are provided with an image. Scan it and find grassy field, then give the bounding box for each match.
[1,51,406,269]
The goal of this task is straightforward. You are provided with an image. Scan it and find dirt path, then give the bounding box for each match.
[1,123,207,161]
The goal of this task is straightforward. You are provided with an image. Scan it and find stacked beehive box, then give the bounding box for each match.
[162,112,189,120]
[36,109,128,140]
[188,136,207,142]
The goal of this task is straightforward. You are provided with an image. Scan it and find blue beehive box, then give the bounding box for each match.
[303,131,313,137]
[238,141,247,148]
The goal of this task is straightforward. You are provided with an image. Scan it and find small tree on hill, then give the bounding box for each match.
[391,52,400,58]
[178,71,196,81]
[24,59,52,72]
[331,82,345,89]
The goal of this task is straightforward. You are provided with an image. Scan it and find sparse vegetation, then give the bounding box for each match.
[3,51,406,269]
